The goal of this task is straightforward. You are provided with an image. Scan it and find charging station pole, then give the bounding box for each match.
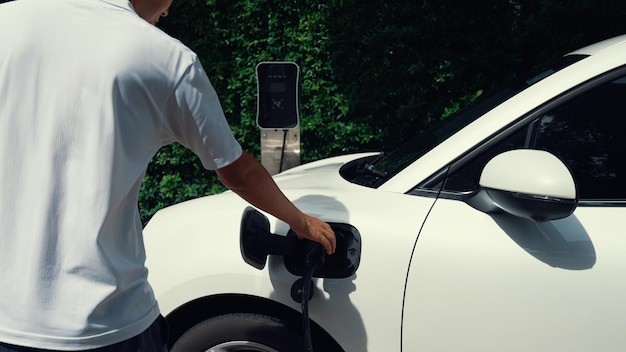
[256,62,301,175]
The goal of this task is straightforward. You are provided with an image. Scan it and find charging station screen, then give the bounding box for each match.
[256,62,299,129]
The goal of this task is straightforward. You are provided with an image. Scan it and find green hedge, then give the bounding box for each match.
[140,0,626,222]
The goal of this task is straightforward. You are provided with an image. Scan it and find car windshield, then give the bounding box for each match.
[342,54,587,188]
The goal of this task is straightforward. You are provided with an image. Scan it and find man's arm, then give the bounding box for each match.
[216,151,336,254]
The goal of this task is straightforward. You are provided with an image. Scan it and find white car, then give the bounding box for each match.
[144,35,626,352]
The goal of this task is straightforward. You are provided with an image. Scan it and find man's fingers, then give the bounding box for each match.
[299,231,334,254]
[319,226,336,255]
[295,220,336,254]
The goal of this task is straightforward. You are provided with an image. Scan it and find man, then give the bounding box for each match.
[0,0,336,350]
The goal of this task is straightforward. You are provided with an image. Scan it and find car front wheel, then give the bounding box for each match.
[170,312,307,352]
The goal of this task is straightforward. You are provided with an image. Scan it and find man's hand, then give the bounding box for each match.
[217,151,336,254]
[289,213,336,255]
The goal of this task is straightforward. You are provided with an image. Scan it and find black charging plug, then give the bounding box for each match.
[305,240,326,270]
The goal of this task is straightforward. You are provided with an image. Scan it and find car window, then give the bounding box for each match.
[442,72,626,202]
[532,75,626,200]
[345,55,587,189]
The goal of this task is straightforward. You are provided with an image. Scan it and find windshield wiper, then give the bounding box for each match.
[356,153,388,178]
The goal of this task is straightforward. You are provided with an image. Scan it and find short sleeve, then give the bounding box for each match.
[164,58,242,170]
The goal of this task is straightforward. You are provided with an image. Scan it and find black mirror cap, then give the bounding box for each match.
[470,188,578,222]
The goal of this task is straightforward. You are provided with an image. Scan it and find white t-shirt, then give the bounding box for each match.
[0,0,242,349]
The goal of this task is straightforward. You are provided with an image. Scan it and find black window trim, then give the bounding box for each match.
[409,64,626,207]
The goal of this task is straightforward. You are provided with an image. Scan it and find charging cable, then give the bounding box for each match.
[301,241,326,352]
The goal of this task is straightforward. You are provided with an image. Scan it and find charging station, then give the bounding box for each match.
[256,62,301,175]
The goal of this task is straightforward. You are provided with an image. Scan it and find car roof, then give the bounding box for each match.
[568,34,626,56]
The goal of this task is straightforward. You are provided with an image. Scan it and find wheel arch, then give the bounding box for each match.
[164,293,345,351]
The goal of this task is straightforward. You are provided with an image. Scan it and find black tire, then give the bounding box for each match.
[170,313,306,352]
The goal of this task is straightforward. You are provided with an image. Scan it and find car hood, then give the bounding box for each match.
[268,152,377,190]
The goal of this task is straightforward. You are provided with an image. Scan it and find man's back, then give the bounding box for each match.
[0,0,200,349]
[0,1,336,351]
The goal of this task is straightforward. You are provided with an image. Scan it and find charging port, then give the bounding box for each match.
[240,207,362,278]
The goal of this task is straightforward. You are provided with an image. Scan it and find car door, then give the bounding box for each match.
[402,68,626,351]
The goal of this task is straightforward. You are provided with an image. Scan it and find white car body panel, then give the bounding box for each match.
[143,35,626,351]
[145,156,436,351]
[403,202,626,351]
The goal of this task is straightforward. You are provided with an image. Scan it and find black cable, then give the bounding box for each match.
[279,129,288,173]
[302,265,315,352]
[301,242,326,352]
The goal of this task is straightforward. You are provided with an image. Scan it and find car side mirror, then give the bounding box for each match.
[468,149,578,222]
[240,207,361,278]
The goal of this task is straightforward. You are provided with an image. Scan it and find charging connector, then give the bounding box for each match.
[239,207,362,352]
[301,241,326,352]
